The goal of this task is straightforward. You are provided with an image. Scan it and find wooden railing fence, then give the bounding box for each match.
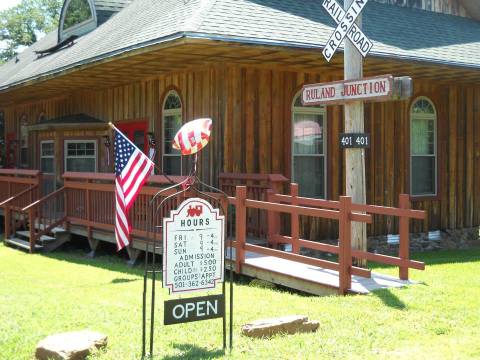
[61,172,188,239]
[228,183,426,295]
[219,173,289,238]
[0,169,42,204]
[1,170,42,244]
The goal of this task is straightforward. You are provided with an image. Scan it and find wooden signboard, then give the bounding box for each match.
[302,75,393,106]
[163,197,225,294]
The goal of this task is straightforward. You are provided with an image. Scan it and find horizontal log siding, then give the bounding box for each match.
[1,64,479,238]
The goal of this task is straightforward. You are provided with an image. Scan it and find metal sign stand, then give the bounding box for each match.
[141,153,233,358]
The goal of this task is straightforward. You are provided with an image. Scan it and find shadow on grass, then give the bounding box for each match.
[161,343,225,360]
[371,288,407,310]
[368,248,480,271]
[111,277,140,284]
[42,249,152,278]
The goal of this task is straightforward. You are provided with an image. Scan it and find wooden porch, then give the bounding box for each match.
[1,169,426,295]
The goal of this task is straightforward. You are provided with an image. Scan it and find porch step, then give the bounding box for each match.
[5,237,43,251]
[15,231,56,242]
[34,223,66,234]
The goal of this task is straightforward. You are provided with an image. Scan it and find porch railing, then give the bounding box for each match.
[0,169,42,204]
[229,183,426,295]
[62,172,187,240]
[219,173,289,238]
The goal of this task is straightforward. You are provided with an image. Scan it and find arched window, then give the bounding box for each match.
[291,93,327,198]
[63,0,93,30]
[410,97,437,196]
[59,0,96,42]
[162,90,182,175]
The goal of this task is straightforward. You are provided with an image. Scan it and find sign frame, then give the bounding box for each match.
[164,294,225,325]
[162,197,225,295]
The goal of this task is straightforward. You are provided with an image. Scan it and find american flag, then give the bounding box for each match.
[114,128,154,250]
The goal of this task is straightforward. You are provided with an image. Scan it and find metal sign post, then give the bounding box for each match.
[141,118,233,359]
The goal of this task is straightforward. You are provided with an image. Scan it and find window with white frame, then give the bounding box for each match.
[40,141,55,174]
[292,93,327,198]
[162,91,182,175]
[410,97,437,196]
[64,140,97,172]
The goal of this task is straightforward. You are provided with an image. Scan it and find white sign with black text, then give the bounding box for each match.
[163,198,224,295]
[322,0,372,62]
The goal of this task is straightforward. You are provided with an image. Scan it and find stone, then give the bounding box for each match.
[35,330,107,360]
[241,315,319,338]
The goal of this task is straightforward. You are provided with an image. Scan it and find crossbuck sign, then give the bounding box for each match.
[322,0,372,62]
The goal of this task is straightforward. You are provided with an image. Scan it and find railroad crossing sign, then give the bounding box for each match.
[322,0,372,62]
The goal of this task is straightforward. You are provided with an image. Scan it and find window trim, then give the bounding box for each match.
[409,96,437,198]
[40,140,55,175]
[64,139,97,173]
[59,0,97,42]
[162,89,183,176]
[291,90,328,199]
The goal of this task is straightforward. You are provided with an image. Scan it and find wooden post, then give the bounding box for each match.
[344,0,367,267]
[290,183,300,254]
[399,193,410,280]
[266,189,278,249]
[235,186,247,273]
[338,196,352,295]
[28,208,35,253]
[4,204,11,240]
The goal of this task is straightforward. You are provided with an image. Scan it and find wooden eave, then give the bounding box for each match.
[1,37,479,106]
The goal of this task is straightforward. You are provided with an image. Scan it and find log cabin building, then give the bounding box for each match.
[0,0,479,258]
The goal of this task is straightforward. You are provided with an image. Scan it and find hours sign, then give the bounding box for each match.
[163,198,225,294]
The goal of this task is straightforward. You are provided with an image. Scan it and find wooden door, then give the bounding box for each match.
[117,121,148,153]
[5,133,17,168]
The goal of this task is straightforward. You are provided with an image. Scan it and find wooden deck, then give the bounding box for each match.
[227,248,414,296]
[2,171,426,296]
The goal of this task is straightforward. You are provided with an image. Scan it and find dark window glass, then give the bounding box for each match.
[63,0,93,30]
[412,157,435,195]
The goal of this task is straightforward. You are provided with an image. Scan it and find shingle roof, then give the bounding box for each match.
[1,0,479,91]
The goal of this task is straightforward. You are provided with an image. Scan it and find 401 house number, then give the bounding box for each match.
[340,133,370,148]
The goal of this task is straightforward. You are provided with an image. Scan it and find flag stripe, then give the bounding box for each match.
[125,160,152,207]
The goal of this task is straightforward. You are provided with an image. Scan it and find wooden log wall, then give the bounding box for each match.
[1,63,479,238]
[220,65,480,238]
[373,0,469,17]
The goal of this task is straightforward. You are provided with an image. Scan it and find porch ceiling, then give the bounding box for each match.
[1,38,479,106]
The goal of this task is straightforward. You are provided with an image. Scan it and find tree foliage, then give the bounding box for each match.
[0,0,63,63]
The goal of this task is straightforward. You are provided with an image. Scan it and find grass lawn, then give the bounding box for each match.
[1,242,480,360]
